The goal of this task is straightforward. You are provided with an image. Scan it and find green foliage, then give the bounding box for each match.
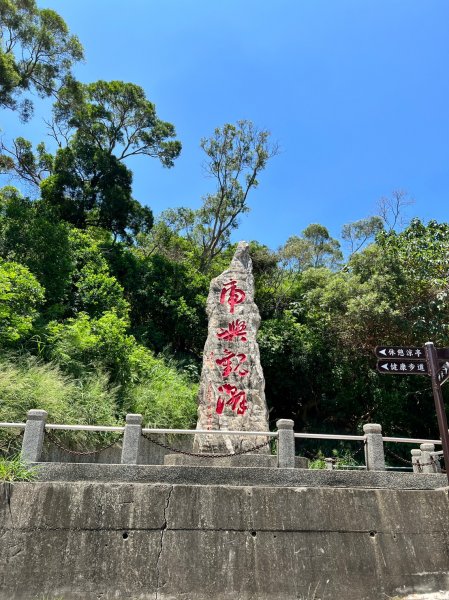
[42,311,198,427]
[0,186,73,311]
[45,311,134,386]
[308,449,359,470]
[40,141,153,240]
[0,0,83,119]
[126,348,197,428]
[0,454,37,481]
[0,356,118,453]
[341,216,384,256]
[159,121,278,272]
[282,224,343,271]
[54,79,181,165]
[0,258,44,343]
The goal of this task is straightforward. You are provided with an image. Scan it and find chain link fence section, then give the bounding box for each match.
[142,433,271,458]
[46,430,122,457]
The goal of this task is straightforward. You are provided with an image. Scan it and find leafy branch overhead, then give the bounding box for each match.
[0,80,182,241]
[152,120,279,272]
[0,0,83,120]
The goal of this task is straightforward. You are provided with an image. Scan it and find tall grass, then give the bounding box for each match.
[0,356,119,454]
[127,354,198,429]
[0,351,198,455]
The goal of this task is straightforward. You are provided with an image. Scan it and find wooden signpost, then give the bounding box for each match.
[375,341,449,485]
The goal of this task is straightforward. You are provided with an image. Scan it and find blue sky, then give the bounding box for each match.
[2,0,449,251]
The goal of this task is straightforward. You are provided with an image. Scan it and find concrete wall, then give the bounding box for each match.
[1,480,449,600]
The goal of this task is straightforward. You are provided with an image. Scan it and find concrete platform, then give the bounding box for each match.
[31,462,448,489]
[163,453,308,468]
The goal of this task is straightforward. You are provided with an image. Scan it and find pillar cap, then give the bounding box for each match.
[411,449,421,456]
[26,409,48,421]
[276,419,294,430]
[126,414,143,425]
[420,443,435,452]
[363,423,382,434]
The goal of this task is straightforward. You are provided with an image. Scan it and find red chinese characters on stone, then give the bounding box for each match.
[220,280,246,314]
[216,319,247,342]
[215,350,249,378]
[215,384,248,416]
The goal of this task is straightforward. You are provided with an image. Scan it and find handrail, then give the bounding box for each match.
[382,436,442,445]
[0,420,443,445]
[45,424,125,432]
[142,428,277,437]
[294,433,365,441]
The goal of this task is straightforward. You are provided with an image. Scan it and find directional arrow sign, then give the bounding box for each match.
[376,360,428,375]
[437,361,449,386]
[375,346,425,359]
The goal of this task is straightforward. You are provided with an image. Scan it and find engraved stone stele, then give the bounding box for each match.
[193,241,270,454]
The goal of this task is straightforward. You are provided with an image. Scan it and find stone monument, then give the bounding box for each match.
[193,241,270,454]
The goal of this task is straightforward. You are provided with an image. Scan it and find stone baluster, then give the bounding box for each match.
[21,409,47,463]
[277,419,295,468]
[121,414,143,465]
[363,423,385,471]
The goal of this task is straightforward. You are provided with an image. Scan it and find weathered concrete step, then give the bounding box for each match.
[32,462,448,489]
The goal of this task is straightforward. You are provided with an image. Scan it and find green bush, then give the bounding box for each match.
[126,346,198,429]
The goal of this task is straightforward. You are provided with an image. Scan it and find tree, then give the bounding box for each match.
[163,121,278,272]
[282,224,343,271]
[377,190,413,231]
[0,185,73,312]
[0,258,44,343]
[0,0,83,120]
[52,80,181,165]
[40,139,154,240]
[341,216,383,256]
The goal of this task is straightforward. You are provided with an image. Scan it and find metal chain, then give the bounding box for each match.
[142,433,271,458]
[385,447,414,466]
[46,430,121,456]
[385,447,442,471]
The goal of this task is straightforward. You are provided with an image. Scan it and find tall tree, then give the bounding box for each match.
[0,0,83,120]
[52,80,181,165]
[161,121,278,272]
[282,224,343,271]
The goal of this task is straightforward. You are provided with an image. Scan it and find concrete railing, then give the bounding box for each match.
[0,411,444,472]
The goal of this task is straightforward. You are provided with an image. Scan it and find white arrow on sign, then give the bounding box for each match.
[381,363,389,370]
[378,349,387,356]
[437,361,449,385]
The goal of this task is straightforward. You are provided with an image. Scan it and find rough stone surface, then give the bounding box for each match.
[121,414,142,464]
[21,409,47,463]
[31,462,448,489]
[363,422,386,471]
[163,454,309,468]
[40,433,183,465]
[1,481,449,599]
[194,242,269,454]
[276,418,295,468]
